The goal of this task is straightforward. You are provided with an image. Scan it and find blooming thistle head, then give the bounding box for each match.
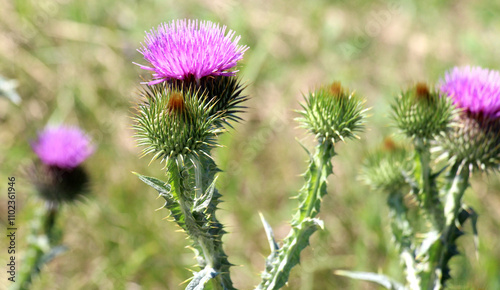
[440,66,500,119]
[31,126,94,203]
[137,19,249,128]
[137,19,248,85]
[297,81,367,145]
[437,66,500,171]
[133,83,222,168]
[392,82,455,141]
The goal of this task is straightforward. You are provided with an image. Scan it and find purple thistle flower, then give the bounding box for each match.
[137,19,248,85]
[439,66,500,120]
[32,126,94,169]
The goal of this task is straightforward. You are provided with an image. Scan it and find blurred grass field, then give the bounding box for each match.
[1,0,500,289]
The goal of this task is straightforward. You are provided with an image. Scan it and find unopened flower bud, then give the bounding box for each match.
[392,82,454,141]
[134,87,221,166]
[361,138,412,193]
[297,81,367,144]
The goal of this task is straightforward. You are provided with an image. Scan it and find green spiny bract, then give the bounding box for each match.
[297,82,367,144]
[169,75,248,127]
[361,138,413,193]
[436,113,500,172]
[392,83,455,141]
[133,83,223,168]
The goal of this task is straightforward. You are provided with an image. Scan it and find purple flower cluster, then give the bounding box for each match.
[32,126,94,169]
[137,19,248,85]
[440,66,500,120]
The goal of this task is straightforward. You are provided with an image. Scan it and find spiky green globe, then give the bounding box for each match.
[437,115,500,171]
[133,84,222,167]
[392,83,455,141]
[297,82,366,144]
[361,139,413,193]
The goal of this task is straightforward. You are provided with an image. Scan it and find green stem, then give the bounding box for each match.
[387,191,418,288]
[12,203,60,290]
[257,141,335,290]
[414,138,444,231]
[171,159,233,290]
[304,142,330,220]
[430,161,469,290]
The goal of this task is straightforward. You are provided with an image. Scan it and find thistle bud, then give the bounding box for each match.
[361,138,413,193]
[297,81,367,144]
[437,66,500,171]
[30,126,94,203]
[392,83,455,141]
[133,86,221,167]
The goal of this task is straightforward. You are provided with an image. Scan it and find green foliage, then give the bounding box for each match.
[335,270,405,290]
[13,206,66,290]
[354,82,494,289]
[258,142,333,290]
[434,162,472,288]
[133,173,186,231]
[259,84,366,289]
[135,155,235,290]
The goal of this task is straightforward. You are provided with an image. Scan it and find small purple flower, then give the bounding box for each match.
[32,126,94,169]
[137,19,248,85]
[439,66,500,120]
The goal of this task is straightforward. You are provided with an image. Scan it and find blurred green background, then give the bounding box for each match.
[1,0,500,289]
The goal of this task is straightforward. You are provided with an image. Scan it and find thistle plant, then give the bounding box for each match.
[15,126,94,290]
[132,19,247,290]
[257,82,367,289]
[339,67,500,289]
